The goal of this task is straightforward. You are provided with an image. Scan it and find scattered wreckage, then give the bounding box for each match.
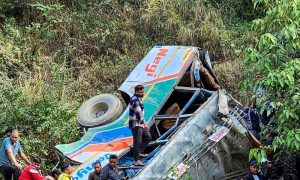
[55,46,254,179]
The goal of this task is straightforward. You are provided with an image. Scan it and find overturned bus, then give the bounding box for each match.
[55,46,253,179]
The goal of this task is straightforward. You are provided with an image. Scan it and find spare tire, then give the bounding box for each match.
[77,93,123,127]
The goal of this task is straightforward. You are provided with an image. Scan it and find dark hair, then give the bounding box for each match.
[109,154,118,160]
[60,162,70,172]
[33,157,42,164]
[94,161,101,166]
[135,85,144,93]
[51,169,61,177]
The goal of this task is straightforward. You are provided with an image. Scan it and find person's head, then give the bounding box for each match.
[261,156,272,168]
[134,85,144,97]
[267,160,272,168]
[93,161,102,174]
[108,155,118,169]
[32,157,42,169]
[51,169,61,180]
[249,159,258,174]
[10,129,19,144]
[61,162,72,175]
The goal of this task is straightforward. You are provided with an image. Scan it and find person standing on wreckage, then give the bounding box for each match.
[128,85,152,166]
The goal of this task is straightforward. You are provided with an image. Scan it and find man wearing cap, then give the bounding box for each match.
[19,157,54,180]
[0,129,31,180]
[58,163,73,180]
[244,159,262,180]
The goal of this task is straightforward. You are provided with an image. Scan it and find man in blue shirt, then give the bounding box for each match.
[128,85,151,166]
[100,155,119,180]
[0,129,31,180]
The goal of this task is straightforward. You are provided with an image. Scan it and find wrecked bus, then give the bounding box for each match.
[55,46,253,179]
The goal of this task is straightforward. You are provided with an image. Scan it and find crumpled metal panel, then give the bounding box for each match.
[132,92,251,179]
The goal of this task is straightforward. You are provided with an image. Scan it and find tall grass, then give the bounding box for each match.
[0,0,255,172]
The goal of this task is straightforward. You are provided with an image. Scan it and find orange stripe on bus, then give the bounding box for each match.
[69,137,133,159]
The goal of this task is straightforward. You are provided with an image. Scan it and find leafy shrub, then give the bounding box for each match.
[0,0,257,172]
[243,0,300,156]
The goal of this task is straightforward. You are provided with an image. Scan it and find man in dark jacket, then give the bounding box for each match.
[244,159,262,180]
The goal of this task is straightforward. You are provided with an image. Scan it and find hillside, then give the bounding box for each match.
[1,0,299,175]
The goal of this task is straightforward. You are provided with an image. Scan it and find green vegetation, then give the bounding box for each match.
[0,0,298,174]
[243,0,300,161]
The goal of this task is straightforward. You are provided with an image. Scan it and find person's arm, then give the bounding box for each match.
[135,100,150,130]
[143,121,150,131]
[134,101,150,130]
[6,149,22,170]
[3,139,21,168]
[133,100,145,124]
[19,152,31,165]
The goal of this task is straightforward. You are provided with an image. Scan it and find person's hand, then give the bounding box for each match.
[143,122,150,131]
[118,170,124,175]
[16,163,22,170]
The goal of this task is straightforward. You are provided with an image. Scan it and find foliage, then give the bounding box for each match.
[242,0,300,156]
[0,77,81,172]
[206,0,263,21]
[0,18,82,173]
[249,148,268,164]
[0,0,260,173]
